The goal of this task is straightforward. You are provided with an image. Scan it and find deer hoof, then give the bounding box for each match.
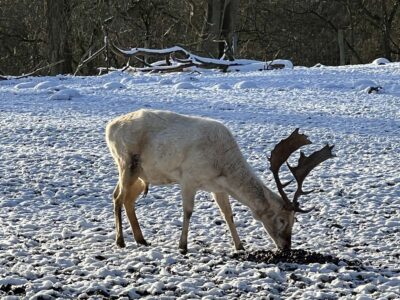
[179,241,188,254]
[116,238,126,248]
[236,243,245,251]
[179,247,188,255]
[137,239,149,246]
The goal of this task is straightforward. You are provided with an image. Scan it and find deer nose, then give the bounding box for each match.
[279,240,291,251]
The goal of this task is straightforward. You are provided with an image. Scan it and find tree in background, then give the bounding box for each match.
[0,0,399,75]
[0,0,45,74]
[356,0,400,61]
[197,0,239,59]
[46,0,73,75]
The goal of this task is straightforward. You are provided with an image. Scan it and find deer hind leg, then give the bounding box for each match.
[113,183,124,247]
[113,154,141,248]
[178,186,196,254]
[213,192,244,251]
[124,179,148,246]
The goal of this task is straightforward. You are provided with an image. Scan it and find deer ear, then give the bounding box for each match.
[251,210,262,221]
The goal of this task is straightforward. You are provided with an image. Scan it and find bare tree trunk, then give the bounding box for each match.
[46,0,72,74]
[199,0,223,57]
[357,0,400,61]
[338,29,346,65]
[198,0,239,59]
[221,0,239,60]
[381,1,392,60]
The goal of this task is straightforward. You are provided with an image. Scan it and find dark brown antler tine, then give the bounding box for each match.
[269,128,312,173]
[269,128,312,206]
[288,144,335,212]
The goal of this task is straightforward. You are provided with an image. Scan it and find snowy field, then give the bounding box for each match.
[0,62,399,299]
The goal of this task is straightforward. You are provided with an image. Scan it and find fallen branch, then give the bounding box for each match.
[111,43,241,71]
[84,42,293,74]
[127,62,195,73]
[189,56,241,72]
[111,44,190,59]
[264,50,281,70]
[132,56,153,67]
[74,45,106,76]
[0,60,65,80]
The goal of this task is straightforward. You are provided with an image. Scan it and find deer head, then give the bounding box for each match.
[262,128,335,250]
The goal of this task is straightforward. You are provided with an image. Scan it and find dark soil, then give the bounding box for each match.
[0,284,26,296]
[232,249,360,266]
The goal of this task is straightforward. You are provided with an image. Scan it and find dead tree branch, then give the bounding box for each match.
[1,60,65,80]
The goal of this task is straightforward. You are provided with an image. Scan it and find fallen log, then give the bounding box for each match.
[111,43,244,71]
[127,62,195,73]
[90,43,293,74]
[111,44,190,59]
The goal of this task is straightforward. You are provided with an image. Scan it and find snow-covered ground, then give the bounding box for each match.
[0,62,399,299]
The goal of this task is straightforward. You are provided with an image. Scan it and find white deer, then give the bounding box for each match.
[105,109,334,253]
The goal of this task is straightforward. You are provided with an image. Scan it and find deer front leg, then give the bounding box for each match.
[124,179,148,246]
[213,192,244,251]
[179,186,196,254]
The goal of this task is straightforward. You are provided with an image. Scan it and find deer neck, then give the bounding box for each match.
[222,163,280,214]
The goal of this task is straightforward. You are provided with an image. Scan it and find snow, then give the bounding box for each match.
[49,88,81,100]
[33,81,57,90]
[14,82,37,89]
[103,81,126,90]
[173,82,198,90]
[234,80,259,89]
[0,61,399,299]
[211,83,231,90]
[372,58,391,65]
[228,59,294,72]
[159,78,174,86]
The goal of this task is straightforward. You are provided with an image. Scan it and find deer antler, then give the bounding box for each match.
[269,129,335,213]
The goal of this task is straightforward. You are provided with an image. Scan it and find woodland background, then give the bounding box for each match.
[1,0,399,76]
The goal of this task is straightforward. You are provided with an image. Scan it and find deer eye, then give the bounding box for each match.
[278,218,286,228]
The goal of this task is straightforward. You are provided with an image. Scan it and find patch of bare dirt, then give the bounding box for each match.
[232,249,360,266]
